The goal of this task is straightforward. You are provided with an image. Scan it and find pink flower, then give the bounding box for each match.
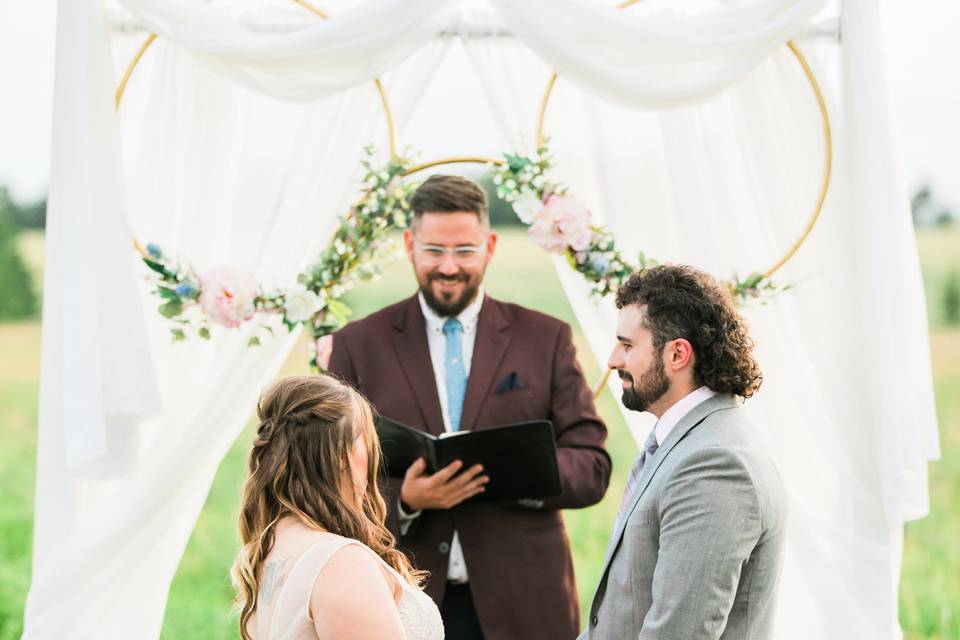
[315,334,334,370]
[528,195,595,253]
[198,266,258,328]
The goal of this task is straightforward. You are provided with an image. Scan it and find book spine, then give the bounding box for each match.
[425,440,440,474]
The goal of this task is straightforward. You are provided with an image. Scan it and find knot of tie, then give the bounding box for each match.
[443,318,463,336]
[642,429,659,457]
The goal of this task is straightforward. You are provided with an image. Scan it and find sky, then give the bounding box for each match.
[0,1,958,212]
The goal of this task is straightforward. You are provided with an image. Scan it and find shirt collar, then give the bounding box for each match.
[418,286,485,334]
[653,386,716,446]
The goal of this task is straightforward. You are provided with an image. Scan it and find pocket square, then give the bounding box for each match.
[494,371,525,394]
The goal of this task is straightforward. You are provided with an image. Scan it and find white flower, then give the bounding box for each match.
[283,286,324,323]
[513,189,544,224]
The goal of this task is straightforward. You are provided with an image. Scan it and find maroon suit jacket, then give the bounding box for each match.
[328,294,611,640]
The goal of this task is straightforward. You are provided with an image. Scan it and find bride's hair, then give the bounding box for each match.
[231,375,425,638]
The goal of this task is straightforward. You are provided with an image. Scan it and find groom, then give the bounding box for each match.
[582,265,787,639]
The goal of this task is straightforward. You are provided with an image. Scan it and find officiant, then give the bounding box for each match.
[326,174,611,640]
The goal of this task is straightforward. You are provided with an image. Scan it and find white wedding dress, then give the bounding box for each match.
[249,532,444,640]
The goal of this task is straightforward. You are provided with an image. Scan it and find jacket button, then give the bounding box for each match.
[439,542,450,554]
[591,616,598,627]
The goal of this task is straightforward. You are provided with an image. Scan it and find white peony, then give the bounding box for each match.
[513,189,544,224]
[283,286,324,323]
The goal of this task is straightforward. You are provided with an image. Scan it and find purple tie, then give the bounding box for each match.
[618,428,660,520]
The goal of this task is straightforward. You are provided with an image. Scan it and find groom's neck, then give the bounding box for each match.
[648,380,697,419]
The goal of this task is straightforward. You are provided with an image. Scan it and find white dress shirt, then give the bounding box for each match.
[397,288,485,584]
[651,386,717,446]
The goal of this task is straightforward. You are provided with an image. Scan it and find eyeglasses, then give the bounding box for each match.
[414,242,486,267]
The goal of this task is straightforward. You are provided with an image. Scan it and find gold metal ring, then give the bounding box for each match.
[537,32,832,281]
[404,156,505,176]
[114,0,399,160]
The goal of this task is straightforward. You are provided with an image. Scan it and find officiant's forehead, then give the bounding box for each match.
[412,211,490,243]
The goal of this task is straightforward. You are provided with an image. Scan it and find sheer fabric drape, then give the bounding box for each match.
[27,0,935,638]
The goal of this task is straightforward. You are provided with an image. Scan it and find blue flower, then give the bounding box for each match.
[146,243,163,259]
[176,282,198,298]
[590,254,611,273]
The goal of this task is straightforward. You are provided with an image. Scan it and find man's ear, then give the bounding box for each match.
[667,338,695,372]
[402,229,415,262]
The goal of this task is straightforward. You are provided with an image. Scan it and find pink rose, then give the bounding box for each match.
[198,266,258,328]
[314,334,334,370]
[528,195,595,253]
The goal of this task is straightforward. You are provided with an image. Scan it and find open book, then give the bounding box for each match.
[375,415,562,503]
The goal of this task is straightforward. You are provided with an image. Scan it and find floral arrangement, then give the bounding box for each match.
[490,144,787,300]
[141,148,414,368]
[140,142,786,369]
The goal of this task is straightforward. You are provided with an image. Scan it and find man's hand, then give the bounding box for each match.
[400,458,489,511]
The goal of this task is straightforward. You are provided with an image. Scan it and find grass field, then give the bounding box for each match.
[0,228,957,639]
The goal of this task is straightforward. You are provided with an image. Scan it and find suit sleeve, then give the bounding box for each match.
[640,448,762,639]
[538,322,612,510]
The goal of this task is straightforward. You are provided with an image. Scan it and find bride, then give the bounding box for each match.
[231,375,444,639]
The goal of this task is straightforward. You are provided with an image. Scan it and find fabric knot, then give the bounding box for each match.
[443,318,463,336]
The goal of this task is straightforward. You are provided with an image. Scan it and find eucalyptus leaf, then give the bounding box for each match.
[158,300,183,319]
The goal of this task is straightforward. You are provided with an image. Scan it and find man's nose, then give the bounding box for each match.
[607,348,622,370]
[438,253,460,274]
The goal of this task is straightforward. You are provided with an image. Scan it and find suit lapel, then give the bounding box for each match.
[459,296,511,431]
[388,296,445,437]
[595,394,741,589]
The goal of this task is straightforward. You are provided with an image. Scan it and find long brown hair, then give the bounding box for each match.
[231,375,425,638]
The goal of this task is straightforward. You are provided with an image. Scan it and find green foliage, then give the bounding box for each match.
[912,183,956,229]
[0,208,36,320]
[476,172,524,227]
[943,271,960,326]
[0,186,45,231]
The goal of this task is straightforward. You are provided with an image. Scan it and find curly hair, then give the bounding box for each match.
[615,265,763,398]
[231,375,426,639]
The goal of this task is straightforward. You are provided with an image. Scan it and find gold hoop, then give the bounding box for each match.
[537,42,832,282]
[114,0,399,160]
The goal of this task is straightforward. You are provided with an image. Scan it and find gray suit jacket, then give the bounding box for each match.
[581,394,787,640]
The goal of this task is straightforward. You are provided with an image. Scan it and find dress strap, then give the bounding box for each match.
[269,536,360,639]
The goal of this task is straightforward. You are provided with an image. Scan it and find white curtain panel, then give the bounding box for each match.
[25,0,447,636]
[471,1,936,637]
[28,0,936,637]
[116,0,449,100]
[489,0,827,107]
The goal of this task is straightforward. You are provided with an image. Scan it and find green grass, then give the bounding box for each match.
[1,228,957,639]
[901,227,960,640]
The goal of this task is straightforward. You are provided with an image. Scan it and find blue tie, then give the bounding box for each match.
[443,318,467,431]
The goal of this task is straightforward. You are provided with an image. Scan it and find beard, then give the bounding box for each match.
[419,270,483,317]
[619,354,670,413]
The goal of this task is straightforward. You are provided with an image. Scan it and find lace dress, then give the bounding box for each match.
[251,533,444,640]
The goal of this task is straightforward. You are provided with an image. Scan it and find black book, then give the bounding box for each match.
[375,415,562,503]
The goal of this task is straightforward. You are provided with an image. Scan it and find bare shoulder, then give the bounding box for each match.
[316,543,390,587]
[309,543,406,637]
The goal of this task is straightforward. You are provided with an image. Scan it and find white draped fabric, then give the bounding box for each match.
[26,0,937,637]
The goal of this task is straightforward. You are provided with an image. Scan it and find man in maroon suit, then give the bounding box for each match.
[327,175,611,640]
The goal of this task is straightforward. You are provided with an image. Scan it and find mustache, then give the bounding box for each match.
[428,273,469,283]
[617,370,633,383]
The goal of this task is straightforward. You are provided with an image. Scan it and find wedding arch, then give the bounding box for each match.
[24,1,938,638]
[115,0,833,381]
